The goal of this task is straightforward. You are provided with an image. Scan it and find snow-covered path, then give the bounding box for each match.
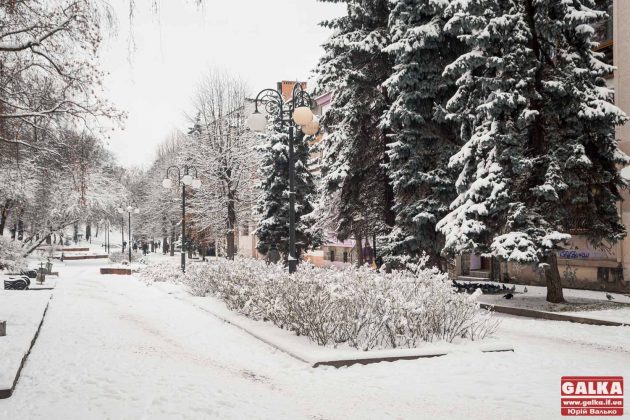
[1,260,629,419]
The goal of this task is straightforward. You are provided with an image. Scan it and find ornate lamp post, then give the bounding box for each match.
[117,205,139,262]
[162,165,201,273]
[247,83,319,274]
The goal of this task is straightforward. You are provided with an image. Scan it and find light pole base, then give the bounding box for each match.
[288,260,297,274]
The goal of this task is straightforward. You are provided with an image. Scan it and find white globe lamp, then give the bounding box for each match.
[292,106,313,126]
[247,112,267,132]
[162,178,172,189]
[301,120,320,136]
[182,174,193,186]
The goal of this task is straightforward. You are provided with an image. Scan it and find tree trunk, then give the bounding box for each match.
[17,213,23,240]
[163,237,168,255]
[85,223,91,241]
[226,192,236,260]
[355,230,364,267]
[170,228,175,257]
[545,253,565,303]
[0,205,8,236]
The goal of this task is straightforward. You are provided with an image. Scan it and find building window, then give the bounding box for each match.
[343,252,348,263]
[329,250,335,262]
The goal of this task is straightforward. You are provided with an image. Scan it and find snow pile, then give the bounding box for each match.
[0,237,26,272]
[141,259,498,350]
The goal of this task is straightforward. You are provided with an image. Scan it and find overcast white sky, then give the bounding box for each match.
[98,0,345,168]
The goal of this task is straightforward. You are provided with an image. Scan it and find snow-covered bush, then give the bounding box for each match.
[136,262,184,284]
[0,237,26,272]
[140,258,498,350]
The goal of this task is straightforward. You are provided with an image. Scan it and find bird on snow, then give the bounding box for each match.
[523,287,528,293]
[503,293,514,300]
[606,293,615,301]
[510,285,516,292]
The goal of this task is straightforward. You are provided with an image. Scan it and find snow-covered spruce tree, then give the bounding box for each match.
[316,0,395,256]
[255,110,321,260]
[381,0,464,271]
[437,0,628,303]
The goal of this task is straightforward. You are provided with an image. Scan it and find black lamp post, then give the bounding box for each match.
[117,205,139,262]
[247,83,319,274]
[162,165,201,273]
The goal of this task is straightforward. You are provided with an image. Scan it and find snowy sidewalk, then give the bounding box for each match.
[0,260,628,419]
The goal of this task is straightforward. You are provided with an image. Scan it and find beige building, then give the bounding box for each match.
[456,0,630,293]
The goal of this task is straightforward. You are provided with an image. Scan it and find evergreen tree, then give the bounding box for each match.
[437,0,627,303]
[315,0,395,259]
[255,112,321,260]
[381,0,464,270]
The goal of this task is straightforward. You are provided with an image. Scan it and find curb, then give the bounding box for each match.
[0,296,52,399]
[312,348,514,368]
[481,303,630,327]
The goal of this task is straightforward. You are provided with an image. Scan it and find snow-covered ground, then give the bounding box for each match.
[458,279,630,324]
[0,257,628,419]
[0,291,51,391]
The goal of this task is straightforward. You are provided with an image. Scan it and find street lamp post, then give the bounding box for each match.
[117,205,139,262]
[247,83,319,274]
[162,165,201,273]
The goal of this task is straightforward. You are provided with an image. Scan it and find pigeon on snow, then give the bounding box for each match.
[606,293,615,301]
[503,293,514,300]
[523,287,528,293]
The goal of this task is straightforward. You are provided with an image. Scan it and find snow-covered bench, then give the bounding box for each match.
[3,275,30,290]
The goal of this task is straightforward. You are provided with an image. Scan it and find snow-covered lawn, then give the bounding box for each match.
[0,259,627,419]
[460,279,630,324]
[0,291,51,391]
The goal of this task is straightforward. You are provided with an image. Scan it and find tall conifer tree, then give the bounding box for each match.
[316,0,395,254]
[255,110,321,260]
[438,0,627,302]
[381,0,464,270]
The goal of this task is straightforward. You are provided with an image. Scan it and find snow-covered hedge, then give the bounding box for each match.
[141,258,498,350]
